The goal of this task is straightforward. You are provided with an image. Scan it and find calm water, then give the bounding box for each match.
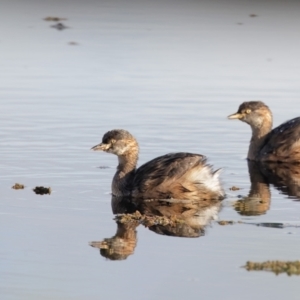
[1,0,300,299]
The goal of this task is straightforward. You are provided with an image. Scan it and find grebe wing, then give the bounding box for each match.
[132,152,208,197]
[259,117,300,162]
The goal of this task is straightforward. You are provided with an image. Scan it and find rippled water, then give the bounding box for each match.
[1,0,300,299]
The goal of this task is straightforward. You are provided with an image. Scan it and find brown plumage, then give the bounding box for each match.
[228,101,300,162]
[91,129,224,201]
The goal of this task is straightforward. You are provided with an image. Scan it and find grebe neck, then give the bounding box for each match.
[248,118,272,160]
[112,150,139,196]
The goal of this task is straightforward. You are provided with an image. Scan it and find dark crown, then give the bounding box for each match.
[102,129,134,144]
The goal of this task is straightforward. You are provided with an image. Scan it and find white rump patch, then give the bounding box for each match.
[190,166,224,196]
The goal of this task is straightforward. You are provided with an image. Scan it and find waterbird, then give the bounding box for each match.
[91,129,224,201]
[228,101,300,162]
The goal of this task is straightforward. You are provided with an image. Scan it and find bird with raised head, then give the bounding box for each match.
[91,129,224,201]
[228,101,300,162]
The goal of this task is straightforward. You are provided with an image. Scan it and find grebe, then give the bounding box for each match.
[228,101,300,162]
[91,129,224,201]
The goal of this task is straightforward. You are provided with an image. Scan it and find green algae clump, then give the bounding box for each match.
[12,183,25,190]
[244,260,300,276]
[114,211,184,227]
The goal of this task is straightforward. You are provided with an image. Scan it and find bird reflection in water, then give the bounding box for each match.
[137,198,221,238]
[259,162,300,201]
[233,161,300,216]
[89,219,139,261]
[233,162,271,216]
[90,196,222,260]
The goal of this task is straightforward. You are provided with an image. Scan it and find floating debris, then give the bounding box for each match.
[249,14,258,17]
[244,260,300,276]
[68,41,79,46]
[229,186,240,191]
[115,211,184,227]
[98,166,109,169]
[218,220,236,225]
[44,16,67,22]
[218,220,300,228]
[12,183,25,190]
[33,186,51,195]
[51,23,68,30]
[256,222,284,229]
[217,220,243,226]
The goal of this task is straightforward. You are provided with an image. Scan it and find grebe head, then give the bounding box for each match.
[228,101,272,128]
[91,129,138,156]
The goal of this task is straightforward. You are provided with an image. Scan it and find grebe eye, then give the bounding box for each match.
[246,109,251,114]
[110,139,116,144]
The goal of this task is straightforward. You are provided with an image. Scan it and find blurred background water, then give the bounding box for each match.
[1,0,300,299]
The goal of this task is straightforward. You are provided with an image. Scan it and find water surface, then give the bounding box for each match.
[1,0,300,299]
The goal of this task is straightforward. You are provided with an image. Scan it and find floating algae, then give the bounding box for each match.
[244,260,300,276]
[218,220,236,225]
[12,183,25,189]
[217,220,243,226]
[51,23,68,30]
[33,186,51,195]
[218,220,300,228]
[114,211,184,227]
[44,16,67,22]
[229,186,240,191]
